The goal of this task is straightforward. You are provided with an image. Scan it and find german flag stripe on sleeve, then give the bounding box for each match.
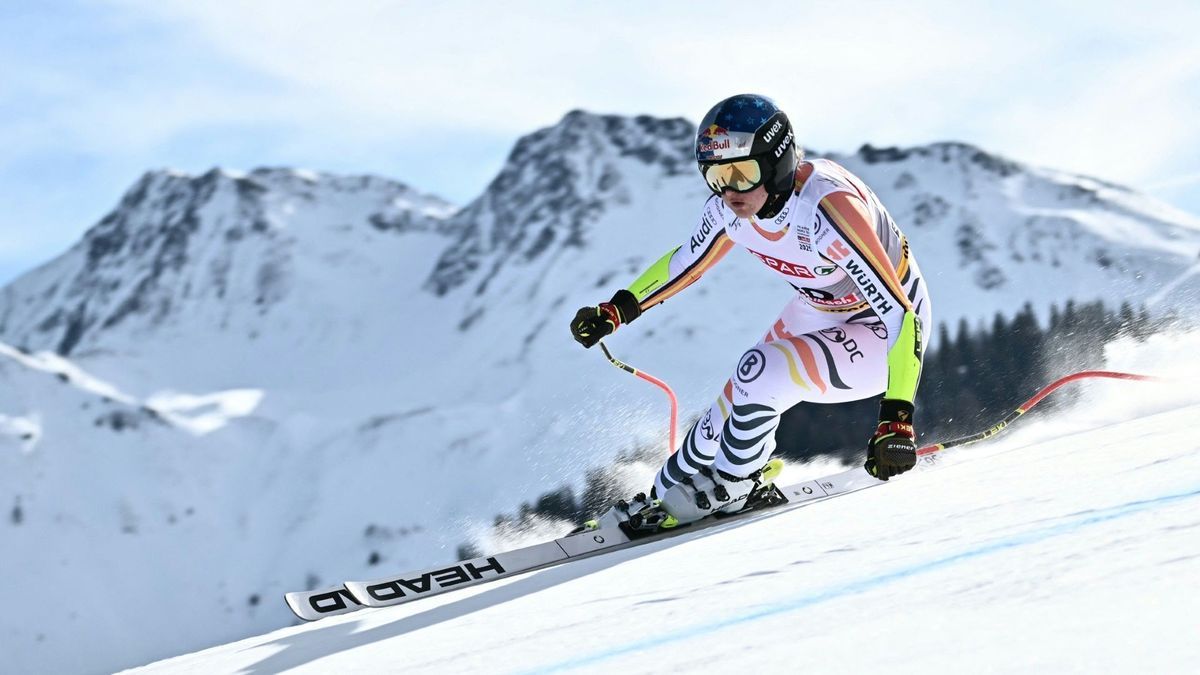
[640,231,733,310]
[818,192,911,311]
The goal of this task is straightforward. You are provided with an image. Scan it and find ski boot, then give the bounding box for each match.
[659,458,787,525]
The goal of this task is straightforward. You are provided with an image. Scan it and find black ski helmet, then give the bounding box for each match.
[695,94,798,218]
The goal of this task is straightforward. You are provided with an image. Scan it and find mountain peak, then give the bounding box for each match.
[425,110,696,297]
[0,166,458,356]
[502,110,695,176]
[852,141,1023,178]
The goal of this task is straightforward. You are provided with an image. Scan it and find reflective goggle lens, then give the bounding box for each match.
[702,159,763,194]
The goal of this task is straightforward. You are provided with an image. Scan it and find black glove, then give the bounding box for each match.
[570,289,642,348]
[865,399,917,481]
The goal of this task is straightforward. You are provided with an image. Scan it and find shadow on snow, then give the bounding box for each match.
[238,508,789,674]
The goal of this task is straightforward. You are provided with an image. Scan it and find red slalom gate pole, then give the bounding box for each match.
[599,341,678,454]
[917,370,1165,457]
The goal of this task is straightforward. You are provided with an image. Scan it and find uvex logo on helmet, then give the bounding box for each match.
[758,113,793,160]
[773,129,794,158]
[762,119,784,144]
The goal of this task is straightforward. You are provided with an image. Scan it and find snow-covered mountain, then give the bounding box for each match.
[7,111,1200,366]
[124,333,1200,674]
[2,110,1200,674]
[0,167,458,376]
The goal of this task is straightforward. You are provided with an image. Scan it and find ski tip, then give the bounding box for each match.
[284,585,363,621]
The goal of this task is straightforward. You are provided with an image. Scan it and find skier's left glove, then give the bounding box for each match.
[865,399,917,481]
[570,289,642,348]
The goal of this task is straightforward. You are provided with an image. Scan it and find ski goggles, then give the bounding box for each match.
[701,158,764,194]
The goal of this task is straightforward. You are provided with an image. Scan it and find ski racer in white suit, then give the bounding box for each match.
[571,94,931,526]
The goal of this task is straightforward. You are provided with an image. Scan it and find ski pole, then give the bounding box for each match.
[598,341,679,454]
[917,370,1164,457]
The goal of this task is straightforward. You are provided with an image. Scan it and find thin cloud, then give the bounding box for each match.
[92,0,1200,186]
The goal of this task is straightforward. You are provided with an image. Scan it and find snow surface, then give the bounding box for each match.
[123,334,1200,674]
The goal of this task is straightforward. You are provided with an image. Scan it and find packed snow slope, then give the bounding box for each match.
[3,111,1200,674]
[127,338,1200,674]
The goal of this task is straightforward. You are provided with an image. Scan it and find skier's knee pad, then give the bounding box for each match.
[660,471,753,525]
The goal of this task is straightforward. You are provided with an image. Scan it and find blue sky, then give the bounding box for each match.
[2,0,1198,285]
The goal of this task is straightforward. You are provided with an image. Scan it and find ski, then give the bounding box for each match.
[285,460,922,621]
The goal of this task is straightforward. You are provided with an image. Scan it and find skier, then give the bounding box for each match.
[570,94,931,530]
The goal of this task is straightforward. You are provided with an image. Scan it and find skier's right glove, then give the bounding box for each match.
[570,289,641,348]
[865,399,918,481]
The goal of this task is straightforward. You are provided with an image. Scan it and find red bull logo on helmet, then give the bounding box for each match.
[697,120,753,160]
[697,124,732,155]
[698,137,731,154]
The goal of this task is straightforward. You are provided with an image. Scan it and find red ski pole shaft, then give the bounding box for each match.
[917,370,1165,457]
[598,341,679,455]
